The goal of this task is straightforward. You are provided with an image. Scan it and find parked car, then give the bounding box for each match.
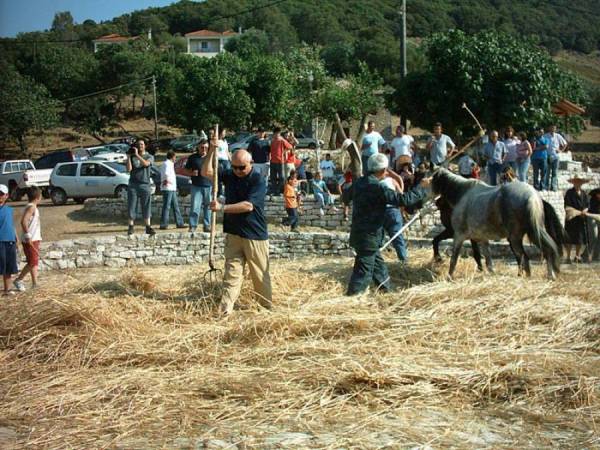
[110,136,138,146]
[149,166,192,197]
[0,160,52,201]
[174,155,189,176]
[294,132,323,149]
[34,148,76,170]
[170,134,201,152]
[148,136,175,154]
[225,131,252,145]
[49,161,131,205]
[229,133,273,153]
[88,147,128,164]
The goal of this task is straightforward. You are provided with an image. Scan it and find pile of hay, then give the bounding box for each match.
[1,250,599,449]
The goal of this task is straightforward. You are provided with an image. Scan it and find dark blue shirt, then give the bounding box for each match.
[248,138,270,164]
[0,205,16,241]
[185,153,213,187]
[220,167,268,240]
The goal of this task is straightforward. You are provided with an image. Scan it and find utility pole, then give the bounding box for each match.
[152,75,158,140]
[400,0,407,128]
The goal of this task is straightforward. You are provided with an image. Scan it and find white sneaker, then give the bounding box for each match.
[319,208,325,216]
[13,280,26,292]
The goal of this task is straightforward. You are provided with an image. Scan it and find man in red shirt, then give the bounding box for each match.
[269,127,292,195]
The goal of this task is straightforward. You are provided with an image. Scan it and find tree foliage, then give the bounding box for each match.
[0,66,61,151]
[387,30,588,135]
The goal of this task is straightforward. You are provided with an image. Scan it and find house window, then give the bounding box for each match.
[201,41,208,50]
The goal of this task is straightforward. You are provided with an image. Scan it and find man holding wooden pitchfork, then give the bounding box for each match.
[202,134,272,317]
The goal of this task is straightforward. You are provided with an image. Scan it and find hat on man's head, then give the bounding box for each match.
[368,153,389,172]
[567,175,590,185]
[0,184,8,195]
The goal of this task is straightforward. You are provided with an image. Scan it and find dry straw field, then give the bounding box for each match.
[1,249,599,449]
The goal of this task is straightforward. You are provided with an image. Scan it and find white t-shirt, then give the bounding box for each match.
[23,203,41,241]
[160,159,177,192]
[390,135,414,162]
[319,160,336,179]
[217,139,230,161]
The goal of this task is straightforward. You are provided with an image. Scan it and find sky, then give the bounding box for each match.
[0,0,177,37]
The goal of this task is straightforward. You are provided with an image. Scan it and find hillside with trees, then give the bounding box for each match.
[1,0,599,152]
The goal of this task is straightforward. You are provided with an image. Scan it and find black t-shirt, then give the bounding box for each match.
[248,138,270,164]
[220,167,268,240]
[185,153,212,187]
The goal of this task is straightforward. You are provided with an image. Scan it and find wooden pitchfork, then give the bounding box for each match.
[204,124,223,284]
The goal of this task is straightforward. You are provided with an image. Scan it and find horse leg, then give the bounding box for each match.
[480,241,494,274]
[448,237,465,279]
[470,240,483,271]
[433,227,453,262]
[509,235,531,277]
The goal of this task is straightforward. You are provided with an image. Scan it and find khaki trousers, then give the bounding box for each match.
[221,234,272,314]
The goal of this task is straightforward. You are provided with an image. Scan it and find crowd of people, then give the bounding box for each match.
[1,121,597,305]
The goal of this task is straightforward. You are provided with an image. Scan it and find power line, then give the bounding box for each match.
[60,77,154,102]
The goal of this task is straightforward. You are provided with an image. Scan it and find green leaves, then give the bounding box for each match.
[387,30,588,135]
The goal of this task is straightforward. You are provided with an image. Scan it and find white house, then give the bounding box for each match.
[184,30,238,58]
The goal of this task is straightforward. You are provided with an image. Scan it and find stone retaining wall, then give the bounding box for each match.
[37,232,528,271]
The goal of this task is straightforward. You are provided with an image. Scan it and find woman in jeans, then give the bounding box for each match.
[515,131,532,182]
[126,139,155,235]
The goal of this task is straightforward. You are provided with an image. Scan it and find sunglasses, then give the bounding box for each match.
[231,164,248,171]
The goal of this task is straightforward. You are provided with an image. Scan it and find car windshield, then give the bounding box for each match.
[105,162,127,173]
[91,148,112,155]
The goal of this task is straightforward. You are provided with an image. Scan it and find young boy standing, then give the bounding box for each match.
[283,174,299,232]
[0,184,19,295]
[14,187,42,291]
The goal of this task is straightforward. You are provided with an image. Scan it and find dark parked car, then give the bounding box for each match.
[110,136,138,146]
[149,166,192,197]
[34,148,75,170]
[170,134,202,152]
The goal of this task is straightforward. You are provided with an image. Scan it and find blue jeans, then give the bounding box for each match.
[383,207,408,261]
[218,160,230,197]
[314,191,333,208]
[160,191,184,228]
[127,183,152,221]
[531,158,547,190]
[286,208,298,230]
[545,156,559,191]
[361,153,371,175]
[516,158,530,183]
[189,185,212,230]
[486,162,503,186]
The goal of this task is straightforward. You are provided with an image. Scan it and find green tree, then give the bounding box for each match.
[225,28,270,58]
[51,11,74,33]
[387,30,588,135]
[158,53,253,132]
[0,66,61,152]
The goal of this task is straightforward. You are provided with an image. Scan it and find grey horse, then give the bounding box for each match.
[431,168,561,279]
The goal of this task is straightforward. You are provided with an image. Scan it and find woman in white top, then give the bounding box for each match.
[502,126,521,173]
[14,187,42,291]
[159,150,185,229]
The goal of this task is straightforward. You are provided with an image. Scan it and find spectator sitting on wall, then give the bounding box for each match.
[311,171,338,216]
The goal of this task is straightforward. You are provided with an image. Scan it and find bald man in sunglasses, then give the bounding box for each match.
[202,147,272,316]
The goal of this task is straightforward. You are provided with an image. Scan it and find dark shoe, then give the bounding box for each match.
[203,227,211,233]
[159,226,168,230]
[176,224,186,229]
[127,225,134,235]
[146,226,156,236]
[189,227,196,233]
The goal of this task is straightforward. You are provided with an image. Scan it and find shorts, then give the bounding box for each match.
[23,240,41,267]
[0,241,19,275]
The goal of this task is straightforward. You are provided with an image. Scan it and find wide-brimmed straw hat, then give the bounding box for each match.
[567,175,590,185]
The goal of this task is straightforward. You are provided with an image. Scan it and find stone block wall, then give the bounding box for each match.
[36,231,529,272]
[38,232,354,271]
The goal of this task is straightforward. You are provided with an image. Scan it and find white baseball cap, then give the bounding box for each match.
[0,184,8,195]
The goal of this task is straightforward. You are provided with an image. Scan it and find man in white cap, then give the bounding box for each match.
[346,153,430,296]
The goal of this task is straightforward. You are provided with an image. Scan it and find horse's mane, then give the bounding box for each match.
[432,168,481,206]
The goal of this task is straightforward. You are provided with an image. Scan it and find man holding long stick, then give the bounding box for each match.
[346,153,430,296]
[202,147,272,316]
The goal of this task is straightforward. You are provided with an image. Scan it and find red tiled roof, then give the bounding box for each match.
[93,34,138,43]
[184,29,238,38]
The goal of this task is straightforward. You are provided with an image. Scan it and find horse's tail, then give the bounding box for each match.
[526,195,561,274]
[542,200,567,254]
